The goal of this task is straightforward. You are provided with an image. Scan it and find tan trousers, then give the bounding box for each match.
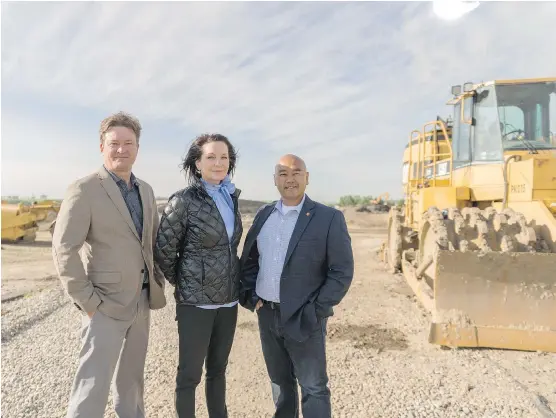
[66,289,150,418]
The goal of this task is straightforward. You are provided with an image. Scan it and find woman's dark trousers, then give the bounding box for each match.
[175,304,238,418]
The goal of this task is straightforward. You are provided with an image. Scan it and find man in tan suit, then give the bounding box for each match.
[52,111,166,418]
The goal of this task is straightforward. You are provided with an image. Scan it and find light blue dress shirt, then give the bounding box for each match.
[255,194,306,303]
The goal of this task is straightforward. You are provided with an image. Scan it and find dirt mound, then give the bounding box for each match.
[327,323,409,351]
[340,207,389,229]
[239,199,268,214]
[355,203,391,214]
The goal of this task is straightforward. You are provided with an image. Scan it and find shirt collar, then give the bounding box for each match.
[275,194,306,216]
[104,165,139,187]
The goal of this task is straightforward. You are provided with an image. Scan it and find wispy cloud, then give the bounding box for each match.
[2,1,556,201]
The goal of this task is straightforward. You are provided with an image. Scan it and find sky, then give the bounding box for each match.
[2,1,556,203]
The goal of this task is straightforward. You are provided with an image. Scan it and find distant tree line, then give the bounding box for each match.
[1,195,59,205]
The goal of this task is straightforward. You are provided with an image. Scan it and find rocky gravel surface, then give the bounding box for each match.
[2,228,556,417]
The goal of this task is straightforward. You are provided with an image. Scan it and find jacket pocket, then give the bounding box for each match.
[200,258,205,290]
[296,238,320,248]
[89,271,121,283]
[89,271,121,295]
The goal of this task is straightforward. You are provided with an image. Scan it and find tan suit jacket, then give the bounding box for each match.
[52,166,166,321]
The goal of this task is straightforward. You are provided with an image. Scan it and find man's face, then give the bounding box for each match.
[100,126,139,173]
[274,158,309,201]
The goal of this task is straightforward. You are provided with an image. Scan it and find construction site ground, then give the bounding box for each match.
[1,207,555,417]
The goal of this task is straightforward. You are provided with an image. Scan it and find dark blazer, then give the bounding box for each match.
[239,195,354,342]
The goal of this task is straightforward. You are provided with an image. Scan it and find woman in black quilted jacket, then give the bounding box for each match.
[154,133,243,418]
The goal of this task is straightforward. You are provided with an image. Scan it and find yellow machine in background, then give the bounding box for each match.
[1,200,60,243]
[28,200,60,223]
[370,192,390,205]
[2,203,40,242]
[382,77,556,353]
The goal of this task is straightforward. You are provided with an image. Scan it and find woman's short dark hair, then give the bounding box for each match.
[181,133,238,185]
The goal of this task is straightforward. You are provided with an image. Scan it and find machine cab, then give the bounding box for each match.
[450,79,556,169]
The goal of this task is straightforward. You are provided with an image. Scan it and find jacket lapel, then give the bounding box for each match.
[283,196,316,267]
[98,167,141,242]
[253,204,275,237]
[138,182,150,247]
[232,189,242,241]
[244,203,275,256]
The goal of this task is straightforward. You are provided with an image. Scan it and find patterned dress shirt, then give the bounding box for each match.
[105,166,148,285]
[255,195,306,303]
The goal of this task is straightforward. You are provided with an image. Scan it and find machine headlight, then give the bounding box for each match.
[424,161,449,178]
[437,161,449,176]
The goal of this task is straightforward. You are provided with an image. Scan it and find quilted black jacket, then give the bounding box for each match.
[154,182,243,306]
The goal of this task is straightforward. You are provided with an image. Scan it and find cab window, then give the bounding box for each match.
[472,87,503,162]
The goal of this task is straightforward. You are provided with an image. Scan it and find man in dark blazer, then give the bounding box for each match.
[239,154,354,418]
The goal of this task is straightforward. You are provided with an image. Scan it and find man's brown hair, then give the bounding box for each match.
[99,111,142,144]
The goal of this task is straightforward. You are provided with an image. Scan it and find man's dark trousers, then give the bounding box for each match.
[257,302,330,418]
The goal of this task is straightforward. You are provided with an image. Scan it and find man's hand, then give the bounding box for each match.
[255,300,263,311]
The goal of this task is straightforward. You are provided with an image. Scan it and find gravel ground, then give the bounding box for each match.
[2,228,556,418]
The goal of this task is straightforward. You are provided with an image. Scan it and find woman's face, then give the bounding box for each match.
[196,141,230,184]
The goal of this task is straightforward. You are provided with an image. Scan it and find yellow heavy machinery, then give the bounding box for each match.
[382,77,556,353]
[370,192,390,205]
[2,202,40,242]
[1,200,60,242]
[28,200,60,224]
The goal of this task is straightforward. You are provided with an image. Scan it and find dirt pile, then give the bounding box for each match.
[355,203,391,214]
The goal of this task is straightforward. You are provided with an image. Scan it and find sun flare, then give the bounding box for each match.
[432,1,480,20]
